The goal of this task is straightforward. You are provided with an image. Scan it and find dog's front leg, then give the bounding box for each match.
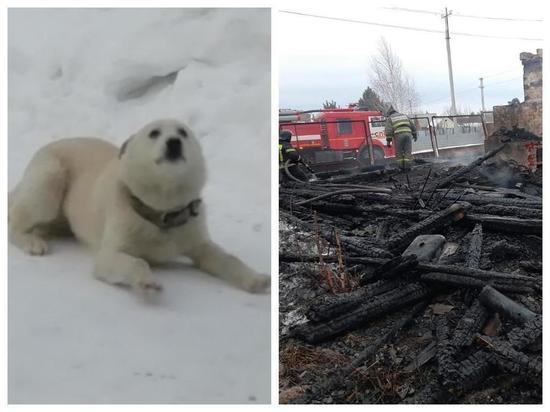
[93,249,162,292]
[188,241,270,293]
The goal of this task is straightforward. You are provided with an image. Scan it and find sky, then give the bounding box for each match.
[279,0,544,114]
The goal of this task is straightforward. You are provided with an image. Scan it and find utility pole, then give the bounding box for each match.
[442,7,457,115]
[408,99,413,115]
[479,77,486,112]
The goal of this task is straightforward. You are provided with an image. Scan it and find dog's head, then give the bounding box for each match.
[119,119,207,200]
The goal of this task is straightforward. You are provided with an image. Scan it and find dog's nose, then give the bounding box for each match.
[166,137,182,160]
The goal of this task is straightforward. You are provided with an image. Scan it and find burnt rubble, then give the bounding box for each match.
[279,144,542,404]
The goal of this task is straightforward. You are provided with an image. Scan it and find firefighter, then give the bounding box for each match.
[279,130,309,182]
[385,106,417,169]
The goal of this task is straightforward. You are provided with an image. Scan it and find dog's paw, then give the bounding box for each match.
[19,234,49,256]
[242,274,271,294]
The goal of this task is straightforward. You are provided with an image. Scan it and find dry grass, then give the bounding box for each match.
[312,212,359,294]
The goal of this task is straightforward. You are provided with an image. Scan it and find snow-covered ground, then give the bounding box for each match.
[8,8,271,404]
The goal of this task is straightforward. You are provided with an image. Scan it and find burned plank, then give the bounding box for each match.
[294,188,392,206]
[419,272,534,294]
[474,204,542,219]
[369,255,418,282]
[306,279,403,322]
[464,214,542,235]
[450,298,489,348]
[403,341,437,373]
[291,282,432,343]
[480,335,542,375]
[417,263,538,286]
[385,203,468,253]
[466,224,483,269]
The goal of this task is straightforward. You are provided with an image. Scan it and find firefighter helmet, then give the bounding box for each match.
[279,130,292,141]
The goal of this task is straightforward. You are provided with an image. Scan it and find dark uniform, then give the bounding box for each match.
[385,106,417,168]
[279,131,309,182]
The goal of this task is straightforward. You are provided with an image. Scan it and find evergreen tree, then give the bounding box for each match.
[357,87,387,111]
[323,99,338,109]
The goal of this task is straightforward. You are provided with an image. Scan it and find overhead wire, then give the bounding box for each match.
[423,77,522,106]
[280,10,543,41]
[381,6,543,22]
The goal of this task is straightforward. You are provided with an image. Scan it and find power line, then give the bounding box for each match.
[280,10,543,41]
[380,7,440,16]
[280,10,443,34]
[483,69,519,79]
[382,6,543,22]
[423,77,522,105]
[453,12,542,23]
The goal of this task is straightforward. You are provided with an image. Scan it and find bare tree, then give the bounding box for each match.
[369,37,420,114]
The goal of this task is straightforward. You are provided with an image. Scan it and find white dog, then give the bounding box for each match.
[8,119,270,294]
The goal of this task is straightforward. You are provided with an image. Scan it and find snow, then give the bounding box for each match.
[8,8,271,404]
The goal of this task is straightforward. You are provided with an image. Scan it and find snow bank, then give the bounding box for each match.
[8,8,270,404]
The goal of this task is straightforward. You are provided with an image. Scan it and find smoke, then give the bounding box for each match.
[479,163,515,188]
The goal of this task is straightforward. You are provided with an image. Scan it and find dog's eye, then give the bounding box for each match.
[177,128,188,138]
[149,129,160,138]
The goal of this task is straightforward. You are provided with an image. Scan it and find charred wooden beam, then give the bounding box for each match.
[291,282,432,343]
[278,254,386,266]
[418,189,542,209]
[385,203,468,252]
[417,263,538,285]
[473,204,542,219]
[466,224,483,269]
[451,298,489,348]
[519,260,542,273]
[444,194,541,209]
[478,286,538,325]
[294,188,392,206]
[306,279,402,322]
[480,335,542,375]
[442,316,542,397]
[444,349,495,393]
[419,272,534,294]
[323,168,392,184]
[403,341,437,373]
[434,316,456,388]
[300,201,364,216]
[338,234,394,259]
[506,316,542,349]
[464,214,542,235]
[369,255,419,282]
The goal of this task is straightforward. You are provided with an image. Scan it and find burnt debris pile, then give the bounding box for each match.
[279,147,542,404]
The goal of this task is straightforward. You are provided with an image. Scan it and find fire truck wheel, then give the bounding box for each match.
[358,145,385,166]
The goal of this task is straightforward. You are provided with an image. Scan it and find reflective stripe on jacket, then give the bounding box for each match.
[279,141,299,164]
[385,113,413,137]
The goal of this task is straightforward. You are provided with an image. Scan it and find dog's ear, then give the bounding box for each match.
[119,136,133,158]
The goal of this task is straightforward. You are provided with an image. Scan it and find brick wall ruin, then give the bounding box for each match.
[492,49,542,137]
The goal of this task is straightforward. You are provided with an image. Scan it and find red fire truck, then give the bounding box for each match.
[279,107,394,166]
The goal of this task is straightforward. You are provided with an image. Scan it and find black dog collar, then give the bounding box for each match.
[124,186,201,230]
